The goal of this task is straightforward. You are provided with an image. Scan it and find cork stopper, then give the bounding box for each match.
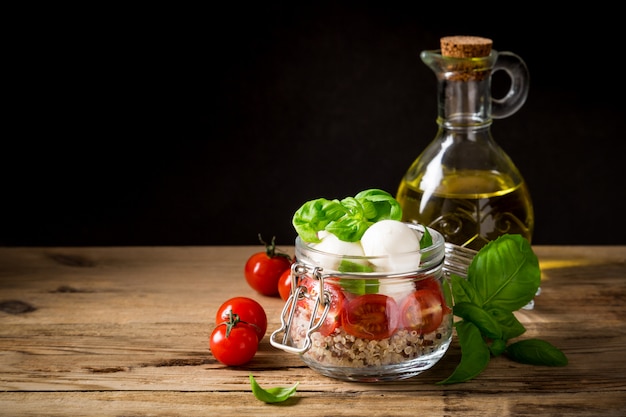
[440,36,492,58]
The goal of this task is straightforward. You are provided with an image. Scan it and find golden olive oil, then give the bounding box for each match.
[396,170,534,251]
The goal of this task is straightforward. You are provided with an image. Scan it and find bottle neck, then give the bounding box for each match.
[421,49,497,126]
[436,76,492,127]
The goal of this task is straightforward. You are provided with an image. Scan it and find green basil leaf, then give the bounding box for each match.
[338,260,379,296]
[249,374,299,403]
[441,276,453,309]
[343,195,376,220]
[292,198,346,243]
[354,189,402,222]
[450,274,483,306]
[488,338,507,357]
[505,339,568,367]
[419,226,433,248]
[339,196,367,219]
[325,216,371,242]
[486,306,526,341]
[453,302,502,340]
[292,189,402,243]
[338,260,374,273]
[437,321,491,385]
[339,278,379,295]
[468,235,541,311]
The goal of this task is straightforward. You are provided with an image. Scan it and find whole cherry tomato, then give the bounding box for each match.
[210,312,259,366]
[215,297,267,341]
[298,276,345,336]
[277,268,293,301]
[244,235,292,296]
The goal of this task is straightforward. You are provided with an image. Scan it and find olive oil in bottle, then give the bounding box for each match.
[397,36,534,251]
[397,170,533,251]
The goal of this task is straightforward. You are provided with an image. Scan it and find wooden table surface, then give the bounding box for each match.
[1,245,625,416]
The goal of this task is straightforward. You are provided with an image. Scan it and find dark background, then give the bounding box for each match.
[3,4,624,247]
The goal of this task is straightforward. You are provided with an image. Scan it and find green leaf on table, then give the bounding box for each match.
[468,235,541,311]
[486,306,526,340]
[450,274,483,306]
[453,302,502,340]
[443,233,567,384]
[505,339,568,367]
[488,337,507,357]
[249,374,299,403]
[437,321,491,385]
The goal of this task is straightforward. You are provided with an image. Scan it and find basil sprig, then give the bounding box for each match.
[438,234,568,385]
[292,189,402,243]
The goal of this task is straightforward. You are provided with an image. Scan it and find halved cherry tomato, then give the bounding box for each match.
[244,237,292,297]
[298,276,345,336]
[209,314,259,366]
[400,289,444,334]
[415,276,441,293]
[215,297,267,341]
[342,294,399,340]
[415,276,451,315]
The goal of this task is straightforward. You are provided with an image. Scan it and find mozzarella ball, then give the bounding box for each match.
[360,220,421,272]
[309,232,366,271]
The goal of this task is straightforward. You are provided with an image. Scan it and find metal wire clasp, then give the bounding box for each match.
[270,262,331,354]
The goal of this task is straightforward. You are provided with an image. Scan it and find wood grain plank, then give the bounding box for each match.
[1,391,625,417]
[0,246,625,416]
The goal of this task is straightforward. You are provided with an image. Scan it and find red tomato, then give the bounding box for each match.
[342,294,399,340]
[298,276,345,336]
[415,276,441,293]
[244,239,292,296]
[209,319,259,366]
[416,277,451,314]
[215,297,267,341]
[278,268,292,301]
[400,289,444,334]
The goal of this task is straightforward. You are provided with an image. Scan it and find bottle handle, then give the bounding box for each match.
[492,51,529,119]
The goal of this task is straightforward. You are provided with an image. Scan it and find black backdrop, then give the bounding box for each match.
[3,4,624,246]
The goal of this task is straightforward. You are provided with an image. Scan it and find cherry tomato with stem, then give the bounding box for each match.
[244,235,292,297]
[215,297,267,341]
[209,311,259,366]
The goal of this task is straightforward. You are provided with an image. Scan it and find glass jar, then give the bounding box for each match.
[270,224,452,382]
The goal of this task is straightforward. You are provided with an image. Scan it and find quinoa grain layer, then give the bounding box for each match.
[289,310,452,368]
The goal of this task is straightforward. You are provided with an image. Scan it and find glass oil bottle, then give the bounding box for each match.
[396,36,534,252]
